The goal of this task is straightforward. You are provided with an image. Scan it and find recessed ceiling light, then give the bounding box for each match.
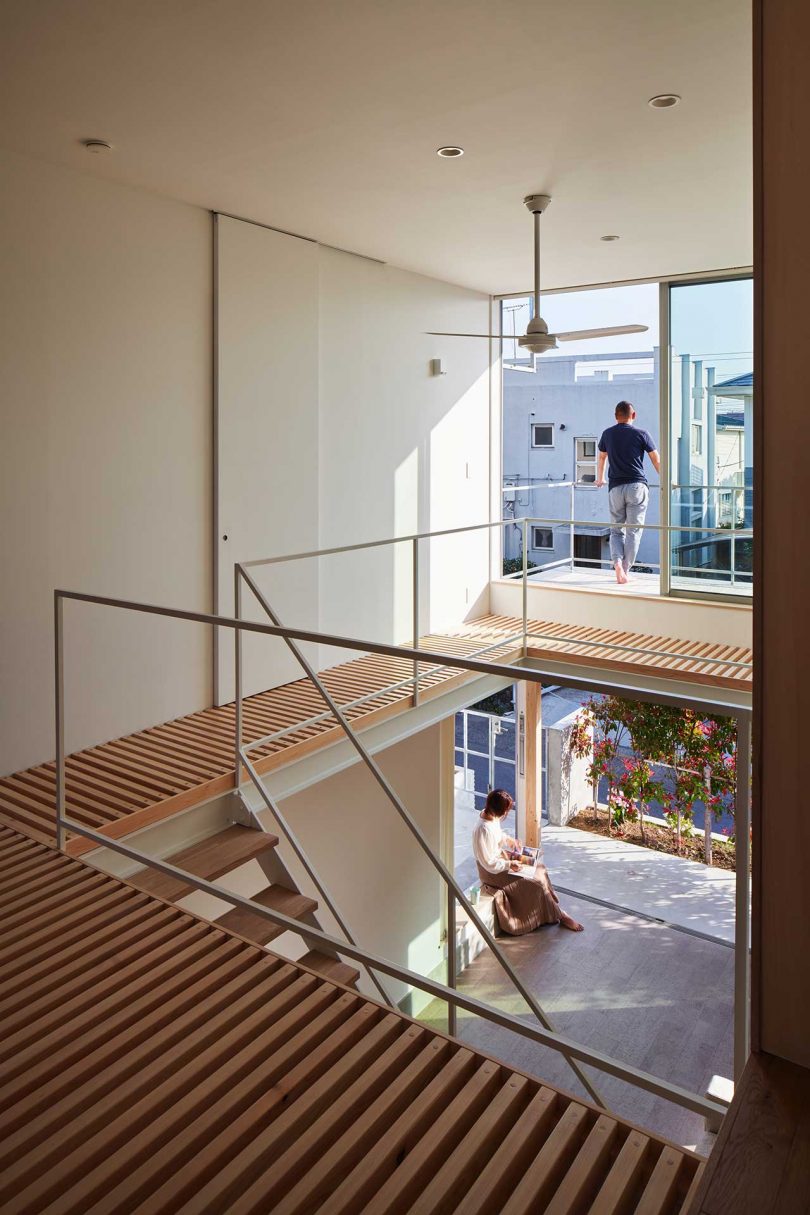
[436,146,464,158]
[648,94,681,109]
[600,234,620,242]
[81,139,113,154]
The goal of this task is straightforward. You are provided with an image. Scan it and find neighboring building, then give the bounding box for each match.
[502,350,662,572]
[502,344,752,584]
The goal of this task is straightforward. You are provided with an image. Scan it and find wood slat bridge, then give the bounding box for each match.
[0,824,705,1214]
[0,613,751,856]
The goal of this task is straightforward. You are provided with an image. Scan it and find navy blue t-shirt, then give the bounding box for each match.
[598,423,656,489]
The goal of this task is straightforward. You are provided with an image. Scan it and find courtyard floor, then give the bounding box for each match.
[444,808,737,1152]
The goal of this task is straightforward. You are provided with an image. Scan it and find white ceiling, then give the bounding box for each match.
[0,0,752,294]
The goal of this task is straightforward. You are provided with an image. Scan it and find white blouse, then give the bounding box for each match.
[472,816,509,875]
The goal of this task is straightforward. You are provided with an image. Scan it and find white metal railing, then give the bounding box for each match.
[53,585,751,1123]
[501,481,752,590]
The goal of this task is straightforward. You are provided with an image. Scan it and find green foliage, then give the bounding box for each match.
[470,688,514,717]
[570,695,737,851]
[502,556,524,577]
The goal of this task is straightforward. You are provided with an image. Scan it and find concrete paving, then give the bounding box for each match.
[540,821,738,945]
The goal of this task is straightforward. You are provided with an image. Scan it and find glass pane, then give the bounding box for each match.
[454,713,464,748]
[494,719,516,759]
[466,714,489,754]
[669,277,753,596]
[494,760,516,800]
[466,752,489,796]
[454,748,464,769]
[501,283,660,589]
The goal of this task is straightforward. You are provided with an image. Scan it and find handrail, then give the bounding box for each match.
[56,814,727,1122]
[236,562,605,1104]
[53,587,752,1105]
[242,512,748,573]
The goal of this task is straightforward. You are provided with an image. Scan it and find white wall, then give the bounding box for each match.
[0,149,212,773]
[0,157,495,775]
[317,248,492,653]
[277,721,449,1009]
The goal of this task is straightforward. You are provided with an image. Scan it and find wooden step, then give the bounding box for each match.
[126,825,279,902]
[217,884,318,945]
[299,949,360,987]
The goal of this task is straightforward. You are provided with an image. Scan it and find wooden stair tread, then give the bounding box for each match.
[298,949,360,986]
[127,825,279,902]
[217,884,318,945]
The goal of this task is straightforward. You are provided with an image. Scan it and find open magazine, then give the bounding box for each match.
[507,845,540,871]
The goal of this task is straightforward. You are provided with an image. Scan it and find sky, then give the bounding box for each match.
[502,277,753,380]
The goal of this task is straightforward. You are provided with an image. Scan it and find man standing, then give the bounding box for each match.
[596,401,661,584]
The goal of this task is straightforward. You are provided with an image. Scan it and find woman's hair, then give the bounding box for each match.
[485,789,513,818]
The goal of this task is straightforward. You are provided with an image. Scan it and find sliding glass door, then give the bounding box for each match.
[667,276,753,597]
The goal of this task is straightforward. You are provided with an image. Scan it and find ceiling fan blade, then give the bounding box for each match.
[425,331,504,339]
[554,324,649,342]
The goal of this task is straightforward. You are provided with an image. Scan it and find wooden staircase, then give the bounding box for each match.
[125,823,360,987]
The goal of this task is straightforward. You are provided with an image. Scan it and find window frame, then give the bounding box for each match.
[574,435,599,485]
[531,525,554,551]
[530,422,555,449]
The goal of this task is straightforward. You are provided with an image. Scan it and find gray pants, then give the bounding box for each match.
[608,483,649,569]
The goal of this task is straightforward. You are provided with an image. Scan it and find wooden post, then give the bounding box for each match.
[520,680,543,849]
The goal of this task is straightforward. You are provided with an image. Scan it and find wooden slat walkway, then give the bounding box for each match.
[0,825,704,1214]
[0,613,750,855]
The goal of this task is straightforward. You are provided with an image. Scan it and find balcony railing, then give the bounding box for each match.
[502,480,752,595]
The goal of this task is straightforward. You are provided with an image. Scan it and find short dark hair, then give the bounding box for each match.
[615,400,634,420]
[485,789,513,818]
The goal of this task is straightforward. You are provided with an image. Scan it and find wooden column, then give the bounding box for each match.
[518,680,543,849]
[754,0,810,1068]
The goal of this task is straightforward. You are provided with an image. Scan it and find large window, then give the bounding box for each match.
[500,275,753,598]
[501,282,659,580]
[668,276,753,596]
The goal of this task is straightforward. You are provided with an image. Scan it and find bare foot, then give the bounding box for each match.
[614,561,628,585]
[559,912,584,932]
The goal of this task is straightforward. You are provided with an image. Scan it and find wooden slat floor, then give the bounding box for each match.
[0,825,704,1214]
[0,614,751,856]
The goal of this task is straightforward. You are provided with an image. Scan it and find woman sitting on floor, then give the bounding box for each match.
[472,789,583,935]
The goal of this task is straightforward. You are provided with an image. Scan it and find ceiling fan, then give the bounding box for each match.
[427,194,648,354]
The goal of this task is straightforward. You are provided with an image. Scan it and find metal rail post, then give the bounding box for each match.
[447,885,457,1036]
[569,482,575,572]
[413,536,420,707]
[54,592,66,852]
[521,518,528,656]
[234,566,244,790]
[734,711,752,1082]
